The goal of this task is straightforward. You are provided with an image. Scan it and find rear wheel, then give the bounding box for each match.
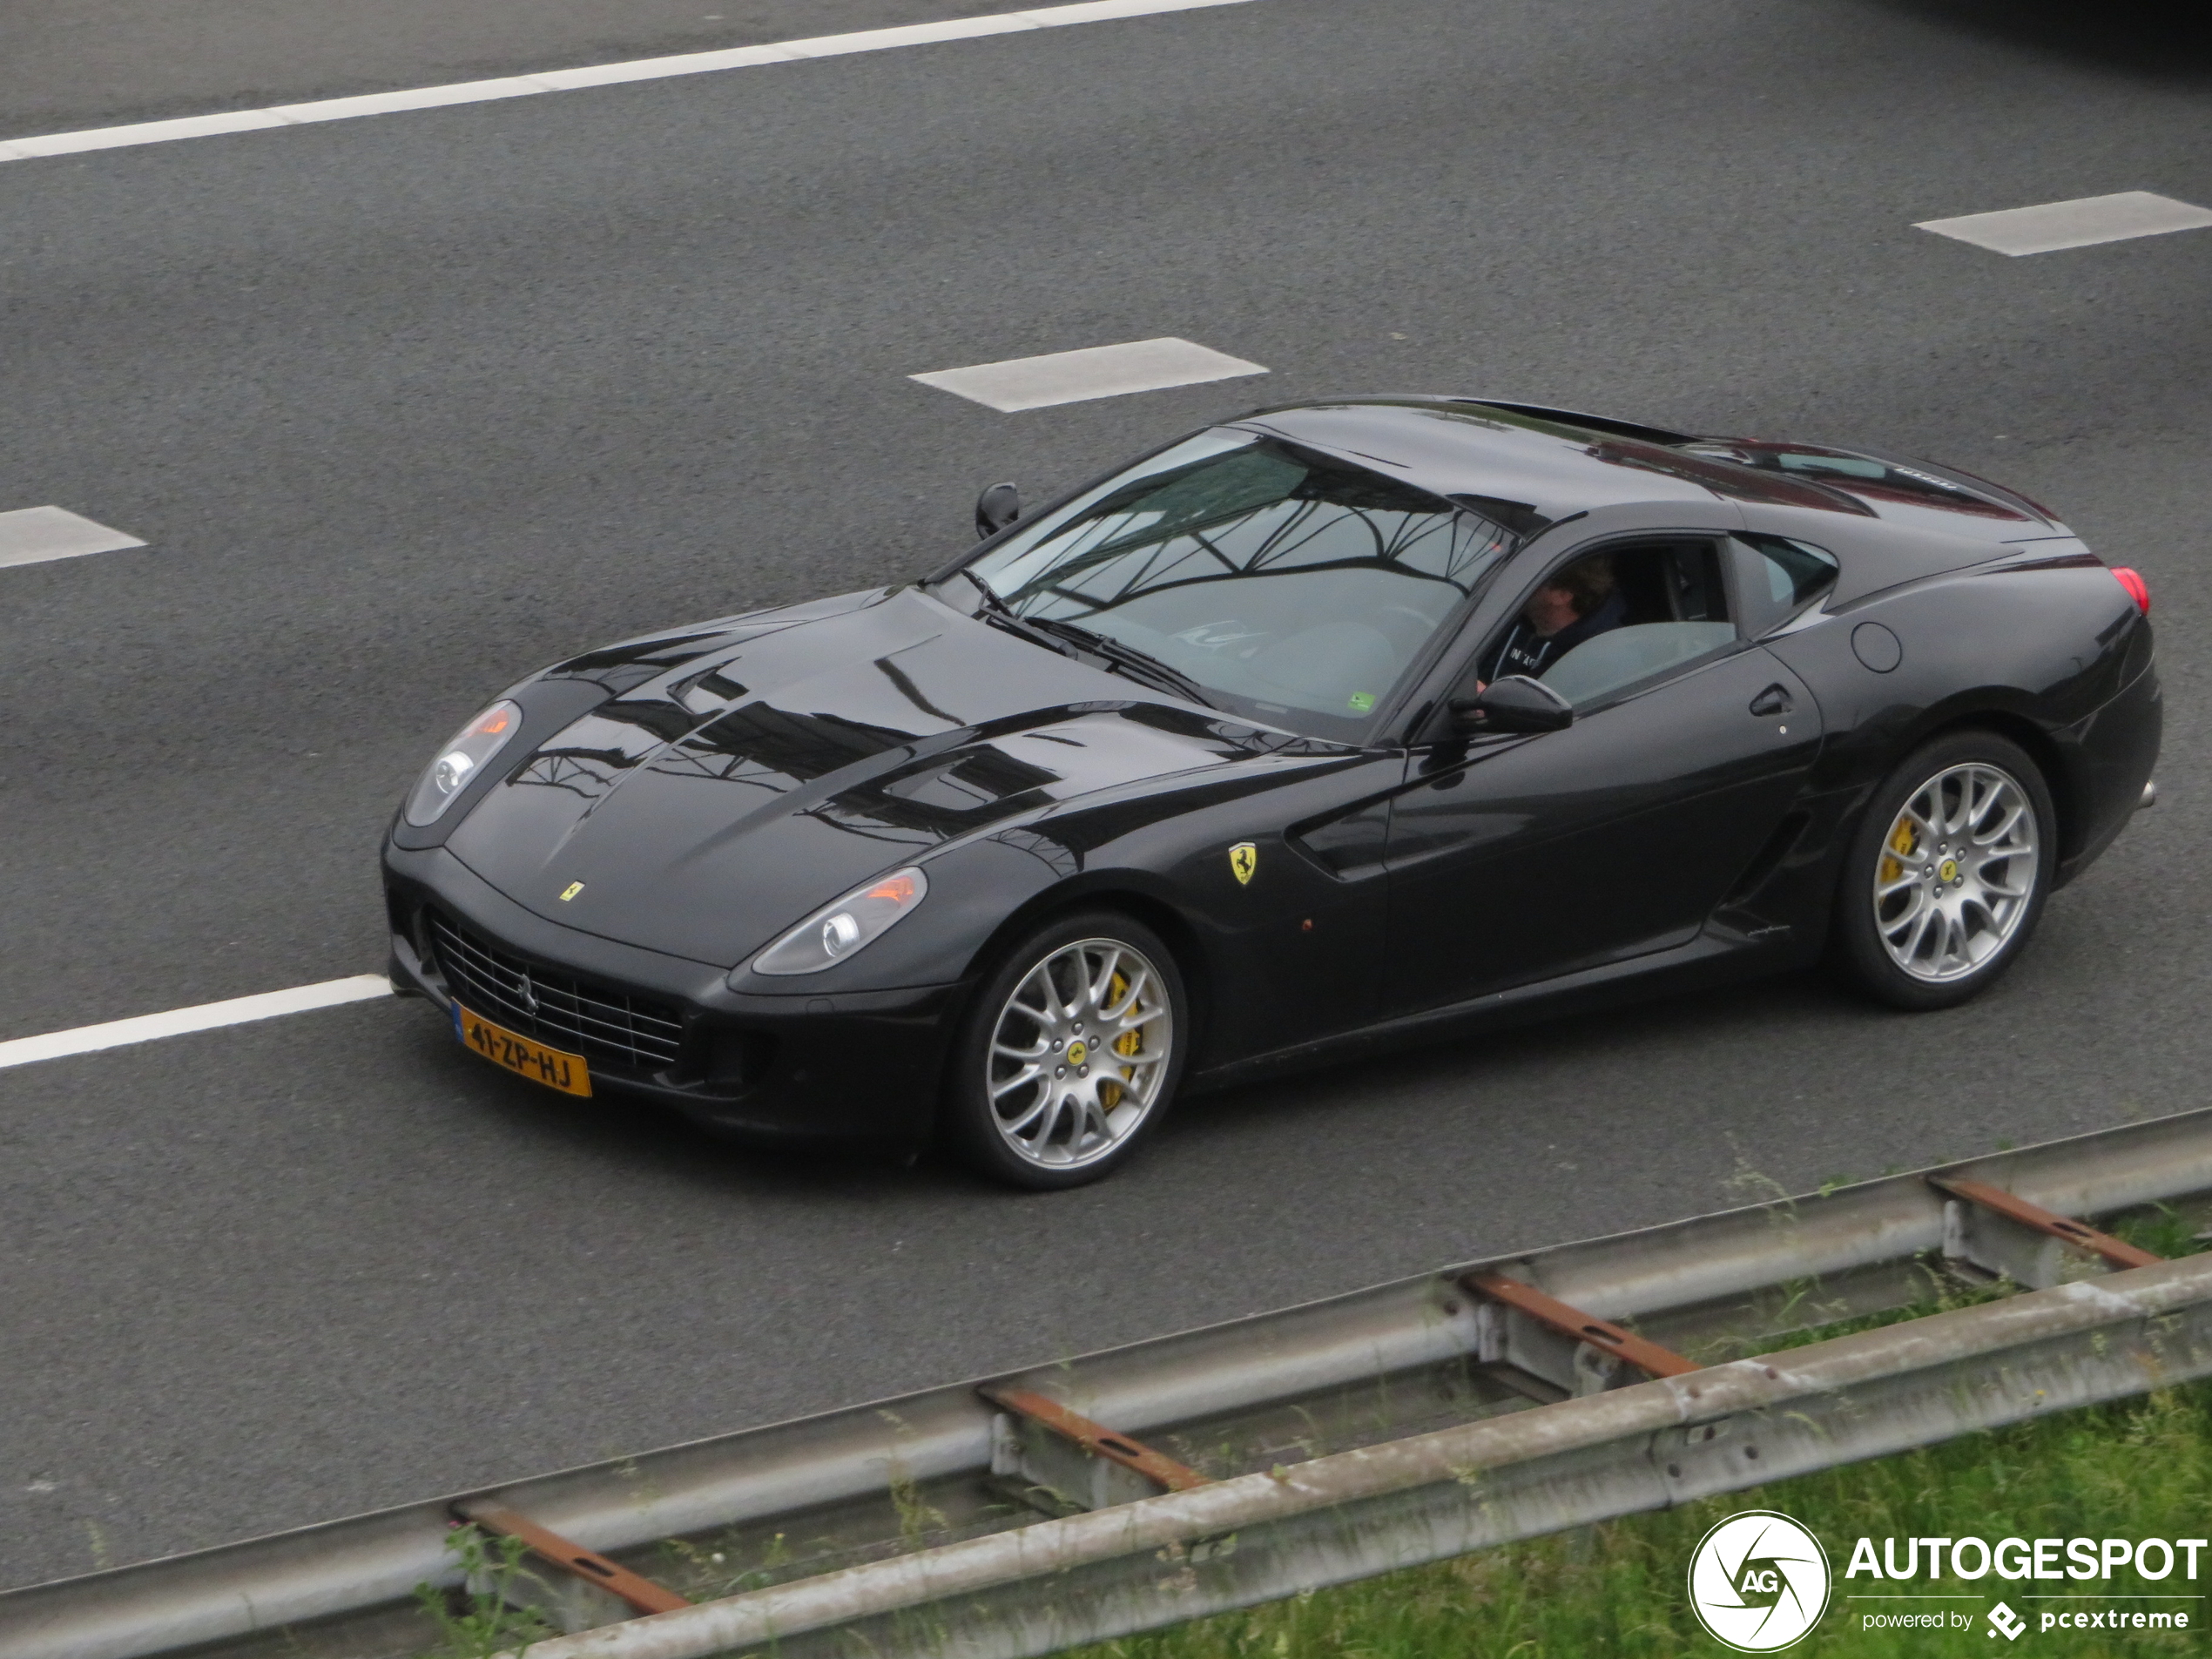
[1831,731,2054,1010]
[943,913,1187,1190]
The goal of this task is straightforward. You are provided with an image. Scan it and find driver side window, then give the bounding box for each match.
[1476,539,1738,711]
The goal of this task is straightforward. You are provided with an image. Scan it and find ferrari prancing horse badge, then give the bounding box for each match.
[1229,843,1258,885]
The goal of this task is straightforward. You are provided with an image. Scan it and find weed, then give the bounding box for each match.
[1722,1144,1797,1214]
[2111,1201,2210,1261]
[412,1527,556,1659]
[1752,1263,2013,1355]
[886,1459,948,1551]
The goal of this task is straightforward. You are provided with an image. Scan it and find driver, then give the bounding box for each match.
[1483,554,1628,683]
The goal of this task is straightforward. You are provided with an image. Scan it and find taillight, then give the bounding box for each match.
[2112,566,2151,616]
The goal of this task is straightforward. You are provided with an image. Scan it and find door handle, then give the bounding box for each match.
[1749,685,1793,717]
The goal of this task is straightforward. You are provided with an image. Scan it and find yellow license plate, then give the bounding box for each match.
[452,1003,592,1097]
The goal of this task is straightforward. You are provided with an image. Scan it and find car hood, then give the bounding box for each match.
[444,587,1300,967]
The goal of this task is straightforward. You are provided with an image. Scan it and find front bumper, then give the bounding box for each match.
[382,843,965,1151]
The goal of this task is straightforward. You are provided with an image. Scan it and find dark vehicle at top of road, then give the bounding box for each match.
[381,397,2160,1187]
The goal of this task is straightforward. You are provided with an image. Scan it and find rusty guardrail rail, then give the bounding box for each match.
[7,1106,2212,1659]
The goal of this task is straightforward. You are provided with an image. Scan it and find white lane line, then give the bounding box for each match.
[0,506,146,569]
[913,337,1270,411]
[1917,191,2212,256]
[0,0,1261,164]
[0,976,393,1071]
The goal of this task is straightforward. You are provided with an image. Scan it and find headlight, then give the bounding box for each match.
[748,867,929,977]
[403,700,523,826]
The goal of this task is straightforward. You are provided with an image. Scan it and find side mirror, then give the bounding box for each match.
[975,482,1021,540]
[1449,675,1574,735]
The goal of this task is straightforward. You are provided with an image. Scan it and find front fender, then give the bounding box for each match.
[385,674,615,853]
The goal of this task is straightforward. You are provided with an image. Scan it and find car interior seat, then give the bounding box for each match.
[1608,541,1729,626]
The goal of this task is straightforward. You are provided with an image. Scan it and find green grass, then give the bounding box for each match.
[1068,1377,2212,1656]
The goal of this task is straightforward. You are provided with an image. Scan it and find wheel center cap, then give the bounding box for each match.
[1065,1040,1088,1068]
[1938,858,1959,883]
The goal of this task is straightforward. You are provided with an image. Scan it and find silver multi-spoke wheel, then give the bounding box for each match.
[986,937,1175,1171]
[1871,761,2040,983]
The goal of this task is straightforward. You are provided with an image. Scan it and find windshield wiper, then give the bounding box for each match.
[956,572,1082,658]
[1021,616,1218,709]
[952,573,1217,708]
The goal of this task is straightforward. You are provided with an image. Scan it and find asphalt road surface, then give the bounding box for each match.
[4,0,2211,1592]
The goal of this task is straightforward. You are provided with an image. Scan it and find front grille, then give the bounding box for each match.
[426,911,685,1075]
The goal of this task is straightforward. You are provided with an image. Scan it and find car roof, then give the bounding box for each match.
[1231,398,2059,541]
[1231,398,1840,526]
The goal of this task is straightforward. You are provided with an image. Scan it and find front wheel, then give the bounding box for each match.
[943,913,1188,1190]
[1831,731,2054,1010]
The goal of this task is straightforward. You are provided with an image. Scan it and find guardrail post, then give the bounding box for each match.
[1465,1271,1696,1399]
[981,1386,1209,1515]
[452,1501,689,1634]
[1932,1175,2162,1288]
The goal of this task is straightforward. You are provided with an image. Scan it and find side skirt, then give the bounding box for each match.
[1186,923,1814,1095]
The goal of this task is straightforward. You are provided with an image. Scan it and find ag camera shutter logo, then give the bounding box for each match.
[1688,1510,1831,1651]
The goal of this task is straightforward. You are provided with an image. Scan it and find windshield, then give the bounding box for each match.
[958,431,1514,739]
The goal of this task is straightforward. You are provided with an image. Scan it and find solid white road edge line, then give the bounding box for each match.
[0,0,1263,164]
[0,976,394,1070]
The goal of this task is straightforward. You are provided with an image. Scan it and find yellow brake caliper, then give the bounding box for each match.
[1879,816,1918,887]
[1103,969,1141,1109]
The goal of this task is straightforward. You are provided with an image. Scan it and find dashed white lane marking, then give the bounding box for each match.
[0,976,392,1071]
[1917,191,2212,256]
[0,506,146,569]
[913,337,1269,411]
[0,0,1261,164]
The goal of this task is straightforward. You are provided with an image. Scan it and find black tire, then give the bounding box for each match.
[1830,729,2056,1010]
[943,911,1190,1190]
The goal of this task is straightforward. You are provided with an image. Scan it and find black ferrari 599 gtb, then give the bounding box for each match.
[381,398,2159,1187]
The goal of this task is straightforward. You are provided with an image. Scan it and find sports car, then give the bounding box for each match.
[381,398,2160,1187]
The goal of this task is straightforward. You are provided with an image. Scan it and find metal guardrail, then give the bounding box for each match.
[509,1255,2212,1659]
[8,1107,2212,1659]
